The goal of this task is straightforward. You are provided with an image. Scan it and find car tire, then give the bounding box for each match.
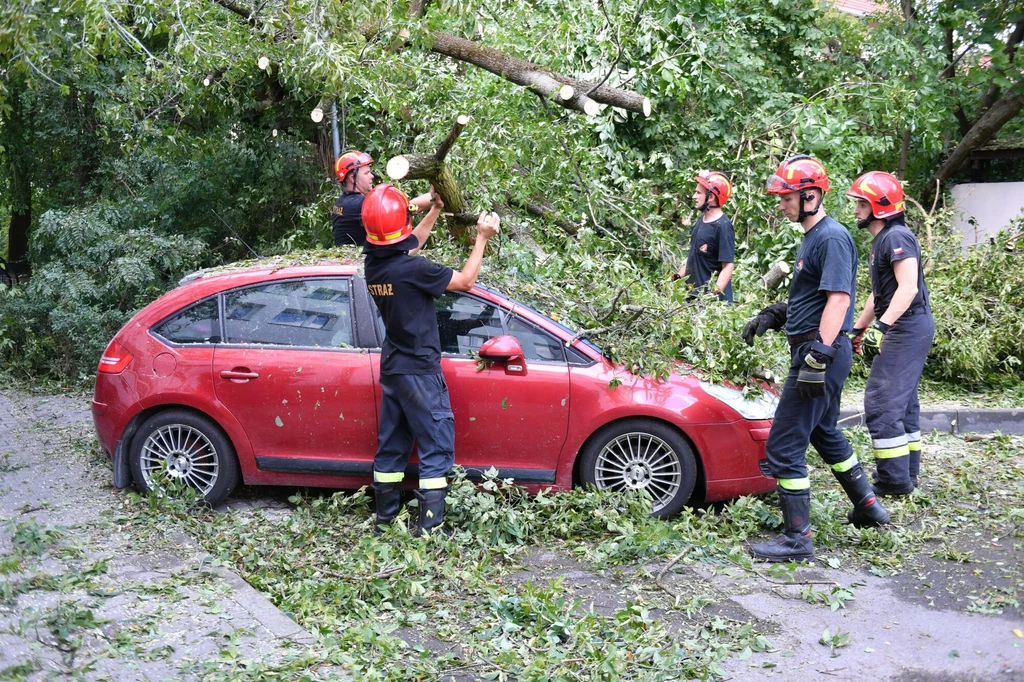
[579,418,697,518]
[129,409,239,505]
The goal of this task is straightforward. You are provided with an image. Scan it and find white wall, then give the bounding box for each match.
[950,182,1024,247]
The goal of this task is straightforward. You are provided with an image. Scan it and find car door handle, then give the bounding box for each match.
[220,369,259,382]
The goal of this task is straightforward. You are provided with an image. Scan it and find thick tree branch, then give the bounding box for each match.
[211,0,262,28]
[435,114,469,162]
[427,32,650,116]
[978,21,1024,115]
[506,195,580,235]
[924,90,1024,202]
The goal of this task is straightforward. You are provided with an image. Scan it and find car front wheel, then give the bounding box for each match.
[129,409,239,505]
[579,419,697,518]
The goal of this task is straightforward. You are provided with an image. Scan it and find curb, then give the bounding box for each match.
[838,408,1024,435]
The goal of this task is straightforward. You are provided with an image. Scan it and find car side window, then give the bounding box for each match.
[506,315,566,363]
[223,278,354,348]
[154,298,220,344]
[435,292,503,355]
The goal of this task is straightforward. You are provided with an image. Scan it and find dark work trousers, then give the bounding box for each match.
[864,309,935,487]
[766,335,855,489]
[373,373,456,489]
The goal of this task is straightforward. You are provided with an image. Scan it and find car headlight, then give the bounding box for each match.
[699,381,778,420]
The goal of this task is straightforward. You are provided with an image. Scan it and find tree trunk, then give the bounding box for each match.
[924,90,1024,202]
[2,81,33,274]
[898,129,911,180]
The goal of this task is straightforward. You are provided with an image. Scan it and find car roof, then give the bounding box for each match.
[156,258,604,363]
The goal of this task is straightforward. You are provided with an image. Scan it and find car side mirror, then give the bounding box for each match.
[478,335,528,376]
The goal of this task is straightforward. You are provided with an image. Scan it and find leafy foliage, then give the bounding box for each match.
[0,202,204,382]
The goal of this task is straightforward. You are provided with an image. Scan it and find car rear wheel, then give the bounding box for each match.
[579,419,697,518]
[129,409,239,505]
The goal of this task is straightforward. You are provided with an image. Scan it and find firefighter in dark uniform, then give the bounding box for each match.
[331,150,435,247]
[673,170,736,301]
[742,155,889,562]
[847,171,934,496]
[361,183,500,536]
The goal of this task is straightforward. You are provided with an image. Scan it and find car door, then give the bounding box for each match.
[436,292,570,483]
[213,277,378,470]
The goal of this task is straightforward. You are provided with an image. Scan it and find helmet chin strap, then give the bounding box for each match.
[857,217,873,230]
[798,190,822,223]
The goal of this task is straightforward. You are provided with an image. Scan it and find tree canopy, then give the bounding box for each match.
[1,0,1023,384]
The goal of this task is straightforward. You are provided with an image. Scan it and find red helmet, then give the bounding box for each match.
[695,170,733,207]
[335,150,373,183]
[846,171,904,219]
[363,184,414,246]
[766,155,830,195]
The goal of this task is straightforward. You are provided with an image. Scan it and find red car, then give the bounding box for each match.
[92,262,777,517]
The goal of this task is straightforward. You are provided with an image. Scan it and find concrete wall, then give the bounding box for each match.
[950,182,1024,247]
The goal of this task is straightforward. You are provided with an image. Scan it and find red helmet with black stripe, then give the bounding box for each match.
[846,171,904,219]
[766,155,830,195]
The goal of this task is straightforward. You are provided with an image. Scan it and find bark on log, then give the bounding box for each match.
[507,195,579,235]
[387,116,478,242]
[435,115,470,162]
[924,90,1024,202]
[760,261,791,290]
[428,32,647,116]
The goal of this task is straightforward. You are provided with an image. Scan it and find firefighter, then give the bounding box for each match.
[331,151,435,247]
[847,171,934,496]
[362,183,500,536]
[741,154,889,562]
[673,171,736,302]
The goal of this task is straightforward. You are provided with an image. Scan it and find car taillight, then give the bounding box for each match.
[98,340,133,374]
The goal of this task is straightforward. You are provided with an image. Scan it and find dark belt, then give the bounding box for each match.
[786,331,818,345]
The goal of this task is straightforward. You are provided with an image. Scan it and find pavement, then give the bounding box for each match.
[839,406,1024,435]
[0,389,328,681]
[1,387,1021,681]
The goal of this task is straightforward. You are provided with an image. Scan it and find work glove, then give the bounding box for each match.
[860,321,891,363]
[847,327,865,354]
[670,273,683,282]
[796,341,837,401]
[741,302,789,346]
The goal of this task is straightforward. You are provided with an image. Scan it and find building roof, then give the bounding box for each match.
[832,0,890,16]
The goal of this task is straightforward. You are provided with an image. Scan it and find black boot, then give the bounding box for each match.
[872,480,915,497]
[750,488,815,562]
[834,464,890,527]
[415,488,448,537]
[908,449,921,489]
[372,482,403,535]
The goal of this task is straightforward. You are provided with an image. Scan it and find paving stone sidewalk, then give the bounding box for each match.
[0,389,324,681]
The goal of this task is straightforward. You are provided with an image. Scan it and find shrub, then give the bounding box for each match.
[0,204,205,384]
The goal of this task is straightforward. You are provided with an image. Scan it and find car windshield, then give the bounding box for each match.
[475,284,603,356]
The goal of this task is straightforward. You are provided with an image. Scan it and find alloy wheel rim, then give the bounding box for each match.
[595,432,682,512]
[140,424,219,496]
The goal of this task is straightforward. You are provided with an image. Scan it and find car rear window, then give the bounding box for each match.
[153,299,220,344]
[223,278,354,348]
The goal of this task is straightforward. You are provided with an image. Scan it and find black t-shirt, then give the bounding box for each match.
[870,221,928,319]
[364,250,454,375]
[332,191,367,247]
[785,216,857,336]
[683,215,736,302]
